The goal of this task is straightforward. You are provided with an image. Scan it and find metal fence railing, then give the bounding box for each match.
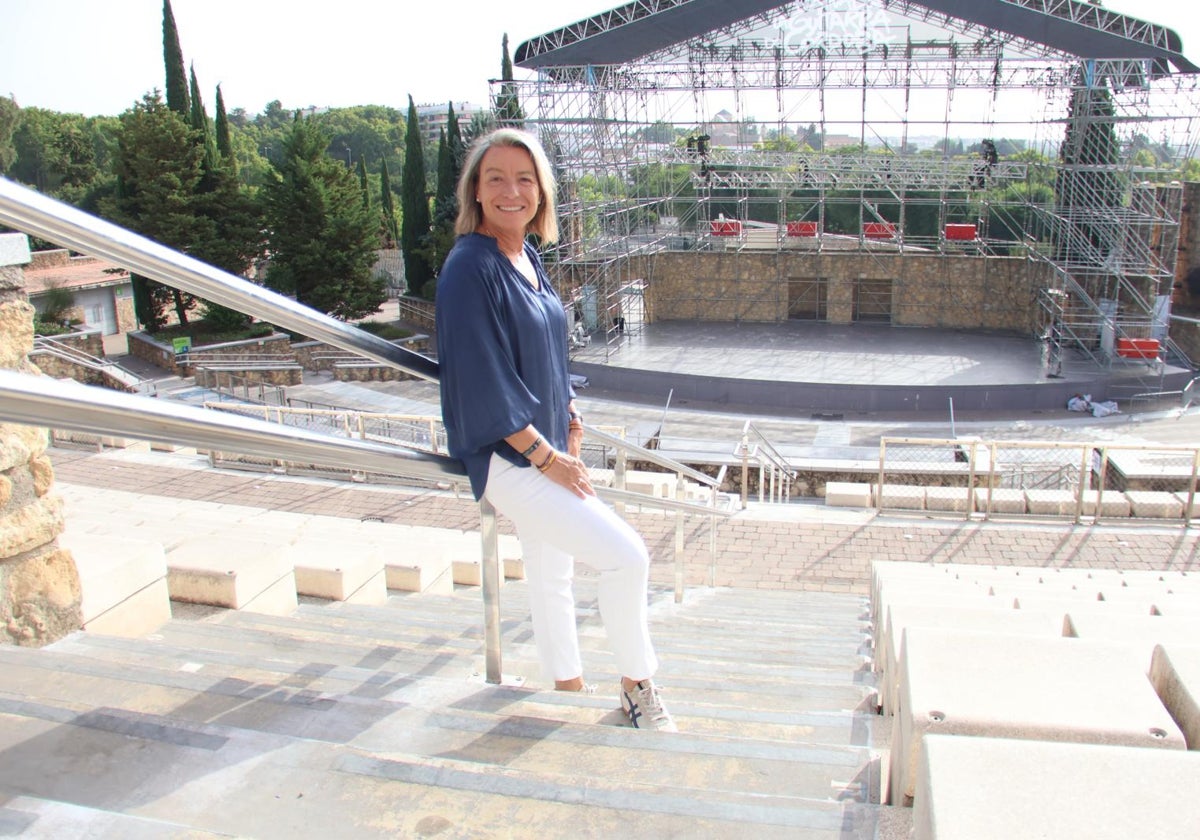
[877,437,1199,526]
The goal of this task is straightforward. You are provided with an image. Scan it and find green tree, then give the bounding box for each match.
[162,0,189,117]
[379,157,399,247]
[100,92,206,330]
[496,34,524,127]
[188,66,219,181]
[357,156,370,209]
[260,114,384,319]
[0,96,18,173]
[426,103,465,276]
[401,96,434,298]
[213,84,236,177]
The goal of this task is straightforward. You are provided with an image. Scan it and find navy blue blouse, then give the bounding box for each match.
[436,233,574,500]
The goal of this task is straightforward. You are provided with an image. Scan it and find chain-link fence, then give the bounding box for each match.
[877,437,1199,525]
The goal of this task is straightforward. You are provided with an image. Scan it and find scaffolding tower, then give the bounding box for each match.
[506,0,1200,388]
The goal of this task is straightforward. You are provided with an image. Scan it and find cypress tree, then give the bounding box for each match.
[357,156,370,210]
[188,65,218,180]
[401,95,434,297]
[162,0,189,117]
[380,157,399,247]
[497,34,524,127]
[214,84,236,176]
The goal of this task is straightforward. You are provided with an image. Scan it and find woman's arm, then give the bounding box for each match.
[504,424,594,499]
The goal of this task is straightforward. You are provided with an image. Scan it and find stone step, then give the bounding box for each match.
[0,794,234,839]
[0,689,888,837]
[0,644,874,806]
[0,581,901,837]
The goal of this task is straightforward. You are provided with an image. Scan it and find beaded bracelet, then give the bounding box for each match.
[520,436,543,459]
[536,450,558,473]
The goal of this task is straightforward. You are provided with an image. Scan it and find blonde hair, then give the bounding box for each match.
[455,128,559,243]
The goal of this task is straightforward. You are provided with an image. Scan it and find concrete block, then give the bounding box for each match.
[873,580,995,649]
[0,232,31,266]
[1149,590,1200,616]
[453,559,481,586]
[923,487,972,513]
[385,555,453,594]
[625,470,674,498]
[166,538,298,615]
[871,561,948,607]
[913,734,1200,840]
[289,541,388,605]
[877,484,925,510]
[1066,613,1200,674]
[82,578,172,637]
[880,603,1062,715]
[1174,491,1200,519]
[1023,489,1078,516]
[1126,490,1184,519]
[826,481,873,508]
[888,627,1184,806]
[1014,593,1156,617]
[1150,644,1200,750]
[1079,489,1132,518]
[972,487,1025,514]
[62,531,171,638]
[986,578,1103,603]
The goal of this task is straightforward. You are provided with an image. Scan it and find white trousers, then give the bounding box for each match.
[483,453,659,683]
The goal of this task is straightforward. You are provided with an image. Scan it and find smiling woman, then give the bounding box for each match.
[434,128,677,732]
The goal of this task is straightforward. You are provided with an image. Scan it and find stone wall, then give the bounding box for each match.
[614,251,1046,332]
[128,330,295,375]
[0,234,82,646]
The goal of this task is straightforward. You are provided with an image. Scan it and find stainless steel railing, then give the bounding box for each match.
[0,177,729,683]
[0,178,438,381]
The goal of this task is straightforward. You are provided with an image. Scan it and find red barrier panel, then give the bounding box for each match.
[1116,338,1160,360]
[786,221,819,237]
[864,222,896,239]
[710,220,742,236]
[945,223,977,241]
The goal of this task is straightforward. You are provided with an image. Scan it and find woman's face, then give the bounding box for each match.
[475,145,541,239]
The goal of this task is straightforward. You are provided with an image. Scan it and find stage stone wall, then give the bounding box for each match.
[0,234,83,646]
[627,251,1047,333]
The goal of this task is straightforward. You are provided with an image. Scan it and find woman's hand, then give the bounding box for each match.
[541,449,594,498]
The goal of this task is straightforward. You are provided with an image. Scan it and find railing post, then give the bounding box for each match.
[479,497,503,684]
[1187,448,1199,529]
[1074,445,1088,524]
[674,473,686,604]
[615,437,628,516]
[877,439,888,513]
[739,437,749,510]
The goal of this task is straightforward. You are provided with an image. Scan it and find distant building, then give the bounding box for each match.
[23,250,135,335]
[415,102,488,148]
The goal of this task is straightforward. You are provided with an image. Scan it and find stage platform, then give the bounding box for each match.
[570,321,1191,415]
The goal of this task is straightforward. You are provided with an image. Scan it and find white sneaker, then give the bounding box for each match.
[620,680,677,732]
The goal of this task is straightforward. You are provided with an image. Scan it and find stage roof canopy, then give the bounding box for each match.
[514,0,1198,74]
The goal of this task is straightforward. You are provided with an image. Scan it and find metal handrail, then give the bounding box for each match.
[0,370,461,483]
[737,421,798,508]
[0,178,438,381]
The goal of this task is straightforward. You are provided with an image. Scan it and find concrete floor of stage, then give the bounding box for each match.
[569,321,1187,414]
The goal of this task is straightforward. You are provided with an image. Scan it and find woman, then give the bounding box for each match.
[435,128,674,732]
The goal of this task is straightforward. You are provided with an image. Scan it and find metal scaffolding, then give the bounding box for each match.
[506,0,1200,382]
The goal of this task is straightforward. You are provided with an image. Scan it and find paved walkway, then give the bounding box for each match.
[49,445,1200,597]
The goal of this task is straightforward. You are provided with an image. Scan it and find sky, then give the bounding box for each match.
[1,0,1198,118]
